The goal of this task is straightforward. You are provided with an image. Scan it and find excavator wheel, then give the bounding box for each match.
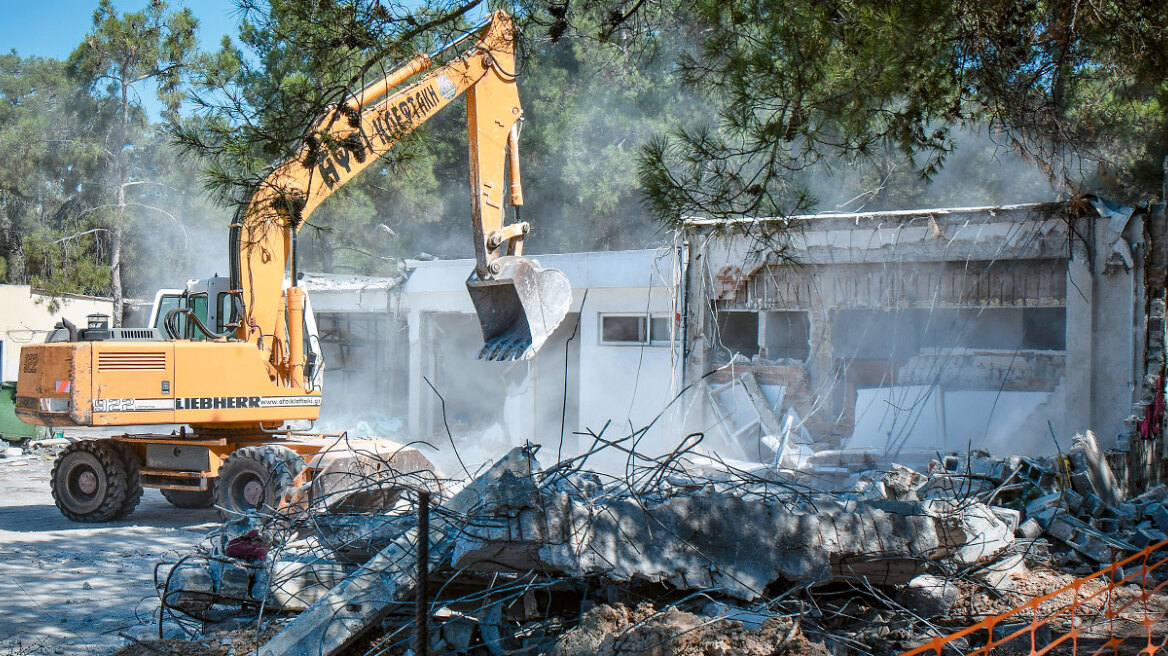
[161,486,217,509]
[107,441,143,518]
[51,440,134,522]
[215,445,305,519]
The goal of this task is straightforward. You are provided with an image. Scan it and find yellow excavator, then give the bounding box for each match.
[14,11,570,521]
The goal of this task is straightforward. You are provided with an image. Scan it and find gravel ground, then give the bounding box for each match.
[0,449,218,656]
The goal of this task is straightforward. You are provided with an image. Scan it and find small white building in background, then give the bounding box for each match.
[399,249,681,465]
[0,285,114,382]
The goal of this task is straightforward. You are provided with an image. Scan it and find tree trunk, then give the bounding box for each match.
[110,66,130,328]
[110,227,123,327]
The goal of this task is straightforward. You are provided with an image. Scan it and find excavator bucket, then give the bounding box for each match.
[467,256,572,361]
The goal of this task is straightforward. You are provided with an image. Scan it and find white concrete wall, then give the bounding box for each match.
[577,286,677,432]
[0,285,114,382]
[399,250,683,466]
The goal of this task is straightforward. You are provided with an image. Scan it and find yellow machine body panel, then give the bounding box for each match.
[15,341,320,428]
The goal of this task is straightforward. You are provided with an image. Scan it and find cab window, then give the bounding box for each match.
[153,295,182,336]
[189,294,209,341]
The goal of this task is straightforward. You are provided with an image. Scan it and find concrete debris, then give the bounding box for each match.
[552,602,825,656]
[897,575,958,618]
[1068,431,1124,506]
[880,464,928,501]
[1017,518,1044,539]
[147,435,1168,656]
[29,437,71,449]
[973,553,1027,592]
[927,498,1013,566]
[266,558,351,611]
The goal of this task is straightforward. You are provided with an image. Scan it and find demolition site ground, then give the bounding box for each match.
[0,451,216,656]
[4,428,1168,656]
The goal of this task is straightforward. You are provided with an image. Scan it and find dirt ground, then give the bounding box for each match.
[0,451,218,656]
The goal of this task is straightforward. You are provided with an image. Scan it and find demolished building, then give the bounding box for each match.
[678,199,1168,488]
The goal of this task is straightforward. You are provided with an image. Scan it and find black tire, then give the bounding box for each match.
[50,440,131,522]
[160,486,217,509]
[214,445,305,518]
[107,441,143,519]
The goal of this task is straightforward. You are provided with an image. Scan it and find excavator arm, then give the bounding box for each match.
[232,11,569,373]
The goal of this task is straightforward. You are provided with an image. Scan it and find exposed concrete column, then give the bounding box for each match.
[1091,264,1136,447]
[1065,217,1094,439]
[1090,214,1142,448]
[808,297,840,441]
[1066,212,1142,449]
[407,309,424,437]
[682,237,711,435]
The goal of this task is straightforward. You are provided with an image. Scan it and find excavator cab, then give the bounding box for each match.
[148,277,325,390]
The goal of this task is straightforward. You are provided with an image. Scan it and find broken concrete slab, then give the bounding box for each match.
[1068,431,1123,507]
[974,553,1027,592]
[897,575,958,618]
[166,562,214,614]
[461,480,944,596]
[1017,518,1043,539]
[1134,484,1168,505]
[1132,526,1168,549]
[266,558,353,611]
[991,507,1021,535]
[257,447,539,656]
[881,464,927,501]
[1149,503,1168,533]
[1006,538,1053,569]
[926,499,1013,566]
[1025,492,1064,517]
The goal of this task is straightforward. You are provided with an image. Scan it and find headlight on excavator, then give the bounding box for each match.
[39,397,71,413]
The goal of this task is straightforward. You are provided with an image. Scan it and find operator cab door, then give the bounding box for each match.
[148,277,233,340]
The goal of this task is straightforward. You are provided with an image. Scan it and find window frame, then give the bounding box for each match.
[598,313,673,347]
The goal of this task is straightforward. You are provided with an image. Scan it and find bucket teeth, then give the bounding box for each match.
[476,337,533,362]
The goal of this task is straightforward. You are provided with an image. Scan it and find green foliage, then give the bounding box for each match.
[544,0,1168,223]
[70,0,197,123]
[67,0,199,321]
[515,11,698,252]
[178,0,698,264]
[0,53,109,293]
[4,0,1168,306]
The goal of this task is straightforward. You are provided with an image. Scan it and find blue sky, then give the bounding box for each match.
[0,0,239,60]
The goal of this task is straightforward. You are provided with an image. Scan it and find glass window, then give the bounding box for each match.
[216,293,234,332]
[601,316,644,343]
[154,294,182,337]
[189,294,209,341]
[649,316,671,344]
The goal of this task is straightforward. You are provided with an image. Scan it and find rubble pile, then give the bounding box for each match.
[147,430,1168,656]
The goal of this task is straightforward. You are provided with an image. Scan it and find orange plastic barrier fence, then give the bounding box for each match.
[899,538,1168,656]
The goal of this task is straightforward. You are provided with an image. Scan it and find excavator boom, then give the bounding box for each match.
[235,11,570,362]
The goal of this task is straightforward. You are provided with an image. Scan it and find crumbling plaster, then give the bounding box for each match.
[682,200,1161,455]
